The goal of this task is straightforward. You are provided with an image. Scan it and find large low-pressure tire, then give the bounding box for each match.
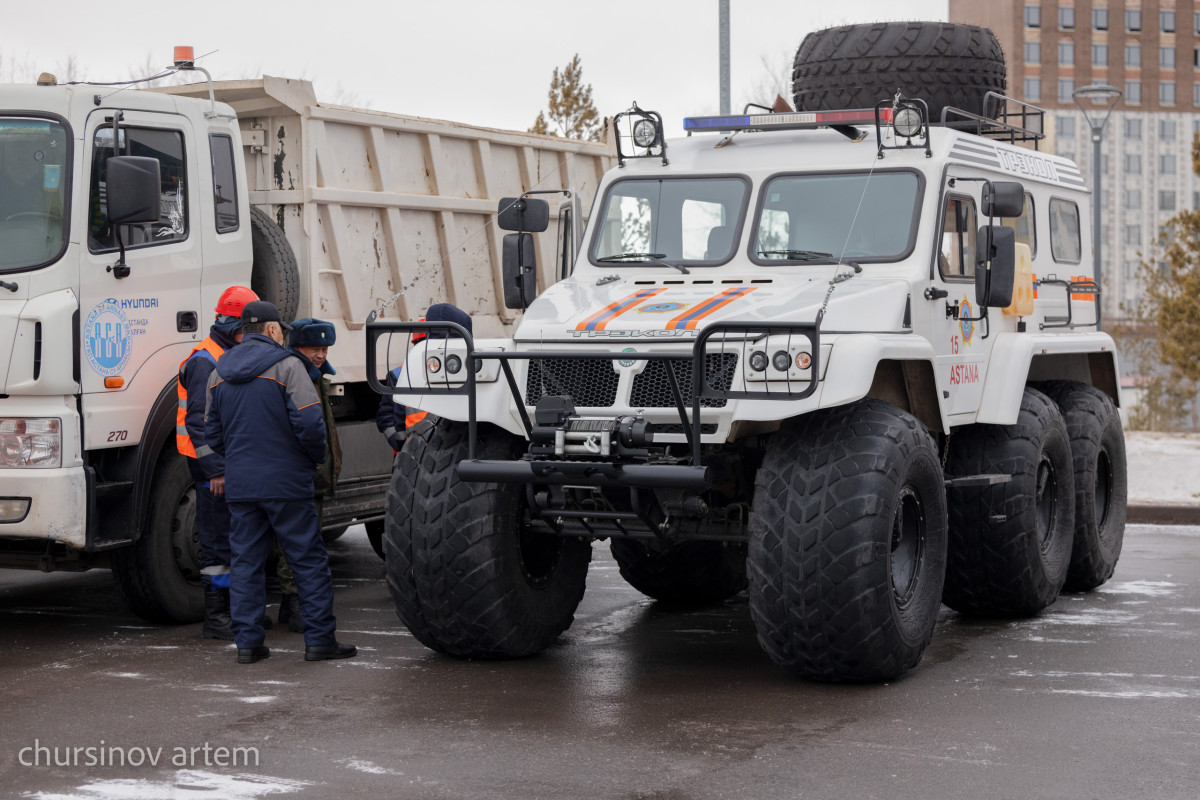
[944,387,1076,616]
[110,450,205,623]
[249,206,300,323]
[792,22,1007,122]
[384,420,592,658]
[748,399,947,683]
[1039,381,1127,591]
[610,538,747,606]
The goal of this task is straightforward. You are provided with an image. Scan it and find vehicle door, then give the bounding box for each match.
[76,109,203,450]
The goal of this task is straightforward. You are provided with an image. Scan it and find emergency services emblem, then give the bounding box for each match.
[637,302,685,314]
[959,296,974,345]
[84,299,132,376]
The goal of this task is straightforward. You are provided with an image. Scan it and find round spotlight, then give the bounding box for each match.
[474,358,483,374]
[772,351,792,372]
[446,354,463,374]
[749,351,768,372]
[632,118,658,148]
[894,106,923,138]
[795,352,812,370]
[426,356,442,374]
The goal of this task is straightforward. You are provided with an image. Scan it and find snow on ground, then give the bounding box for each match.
[1124,431,1200,504]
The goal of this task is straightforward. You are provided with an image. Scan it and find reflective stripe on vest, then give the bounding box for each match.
[176,337,226,458]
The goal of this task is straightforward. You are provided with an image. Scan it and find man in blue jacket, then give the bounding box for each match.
[205,301,356,664]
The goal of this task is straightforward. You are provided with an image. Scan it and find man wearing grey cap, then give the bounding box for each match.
[205,300,356,664]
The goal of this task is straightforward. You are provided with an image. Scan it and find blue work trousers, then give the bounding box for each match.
[228,499,337,648]
[187,459,231,571]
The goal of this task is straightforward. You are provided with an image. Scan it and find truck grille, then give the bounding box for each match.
[524,359,620,407]
[630,354,738,409]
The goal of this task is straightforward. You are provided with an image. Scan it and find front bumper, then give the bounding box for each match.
[0,465,87,548]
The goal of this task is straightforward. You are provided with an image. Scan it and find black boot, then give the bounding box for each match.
[202,584,235,641]
[278,593,305,633]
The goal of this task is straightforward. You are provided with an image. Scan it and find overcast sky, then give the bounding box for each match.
[4,0,948,135]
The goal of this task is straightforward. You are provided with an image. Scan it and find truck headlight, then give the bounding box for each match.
[0,418,62,468]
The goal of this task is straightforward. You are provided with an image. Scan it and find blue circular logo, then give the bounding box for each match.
[959,298,974,343]
[84,299,131,376]
[638,302,684,314]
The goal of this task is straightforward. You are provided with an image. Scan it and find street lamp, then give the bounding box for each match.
[1073,83,1122,329]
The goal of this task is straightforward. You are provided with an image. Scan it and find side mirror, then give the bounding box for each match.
[106,156,161,224]
[497,196,549,233]
[502,232,537,309]
[975,225,1015,308]
[981,181,1025,218]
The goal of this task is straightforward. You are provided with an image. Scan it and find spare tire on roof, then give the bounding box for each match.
[792,22,1007,123]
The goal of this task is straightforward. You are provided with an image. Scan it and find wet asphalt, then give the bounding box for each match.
[1,523,1198,800]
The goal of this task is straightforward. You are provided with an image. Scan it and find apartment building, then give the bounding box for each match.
[950,0,1200,324]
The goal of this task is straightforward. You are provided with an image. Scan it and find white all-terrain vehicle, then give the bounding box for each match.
[369,22,1126,681]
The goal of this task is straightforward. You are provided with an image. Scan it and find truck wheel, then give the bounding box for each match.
[384,420,591,658]
[365,519,386,560]
[249,206,300,323]
[110,450,204,623]
[747,399,947,682]
[792,22,1007,122]
[610,539,746,605]
[1038,381,1127,591]
[944,387,1075,616]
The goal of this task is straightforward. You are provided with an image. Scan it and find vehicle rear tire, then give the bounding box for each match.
[1038,381,1127,591]
[249,206,300,323]
[944,387,1075,616]
[110,449,204,623]
[610,538,747,605]
[365,519,386,560]
[792,22,1007,122]
[747,399,947,682]
[384,420,591,658]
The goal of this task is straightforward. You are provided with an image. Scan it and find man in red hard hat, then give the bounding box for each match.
[177,285,261,640]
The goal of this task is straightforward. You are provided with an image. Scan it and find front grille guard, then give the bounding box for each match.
[366,320,820,471]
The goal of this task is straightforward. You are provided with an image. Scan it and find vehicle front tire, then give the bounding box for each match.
[1039,381,1127,591]
[944,387,1075,616]
[384,420,591,658]
[610,538,747,605]
[748,399,947,682]
[111,449,204,623]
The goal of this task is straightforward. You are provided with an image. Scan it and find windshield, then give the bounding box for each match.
[0,117,70,271]
[753,172,922,264]
[591,177,748,265]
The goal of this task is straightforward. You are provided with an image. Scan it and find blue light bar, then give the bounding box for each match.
[683,108,887,133]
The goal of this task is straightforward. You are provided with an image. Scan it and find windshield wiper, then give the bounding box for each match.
[757,249,834,261]
[597,252,689,274]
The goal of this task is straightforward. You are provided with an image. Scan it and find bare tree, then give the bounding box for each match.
[529,54,602,141]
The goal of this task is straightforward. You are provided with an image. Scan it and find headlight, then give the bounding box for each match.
[772,351,792,372]
[632,118,658,148]
[0,418,62,468]
[446,354,463,375]
[894,105,923,138]
[749,351,768,372]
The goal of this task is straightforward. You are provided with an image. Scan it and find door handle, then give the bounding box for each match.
[177,311,198,332]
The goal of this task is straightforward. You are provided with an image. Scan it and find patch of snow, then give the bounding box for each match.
[22,770,313,799]
[1096,580,1177,596]
[340,758,403,776]
[236,696,277,704]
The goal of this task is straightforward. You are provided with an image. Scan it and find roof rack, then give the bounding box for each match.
[940,91,1045,149]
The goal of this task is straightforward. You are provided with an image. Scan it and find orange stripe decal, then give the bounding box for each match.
[666,287,756,330]
[576,287,667,331]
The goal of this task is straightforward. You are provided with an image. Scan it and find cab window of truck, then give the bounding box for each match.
[88,126,188,252]
[209,133,239,233]
[751,171,922,264]
[591,177,749,265]
[938,196,977,278]
[1001,192,1037,257]
[1049,197,1082,263]
[0,117,70,272]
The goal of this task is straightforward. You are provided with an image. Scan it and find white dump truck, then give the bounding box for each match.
[371,22,1127,681]
[0,64,612,623]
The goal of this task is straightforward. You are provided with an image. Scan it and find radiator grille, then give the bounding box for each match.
[630,354,738,409]
[524,359,620,407]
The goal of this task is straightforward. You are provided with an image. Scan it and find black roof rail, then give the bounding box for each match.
[939,91,1046,149]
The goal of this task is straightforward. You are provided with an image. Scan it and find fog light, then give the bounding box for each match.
[0,497,31,523]
[772,351,791,371]
[426,357,442,374]
[795,352,812,370]
[633,118,658,148]
[446,354,463,374]
[749,351,768,372]
[894,105,923,138]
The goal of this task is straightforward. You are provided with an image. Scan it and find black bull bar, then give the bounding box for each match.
[366,320,820,490]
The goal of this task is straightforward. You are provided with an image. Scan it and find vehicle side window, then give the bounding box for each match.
[1001,192,1037,257]
[209,133,239,234]
[88,126,188,252]
[938,196,977,278]
[1049,197,1082,263]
